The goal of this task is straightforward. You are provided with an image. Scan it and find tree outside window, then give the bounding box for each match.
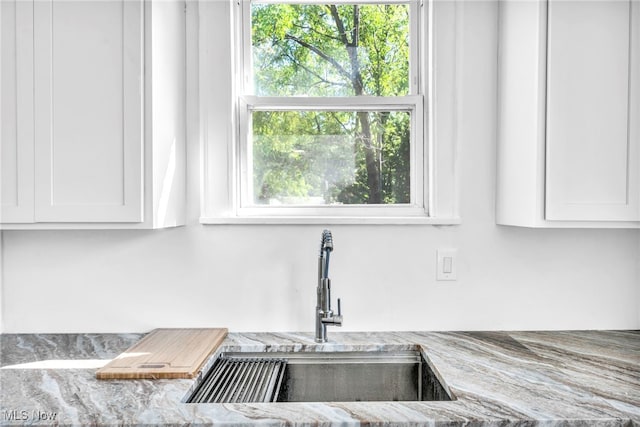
[244,2,417,207]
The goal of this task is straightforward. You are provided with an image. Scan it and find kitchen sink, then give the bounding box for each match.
[187,350,453,403]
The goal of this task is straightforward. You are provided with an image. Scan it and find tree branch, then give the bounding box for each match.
[284,34,352,81]
[284,53,348,89]
[329,112,352,134]
[325,5,366,94]
[352,5,360,49]
[292,23,343,43]
[328,5,351,46]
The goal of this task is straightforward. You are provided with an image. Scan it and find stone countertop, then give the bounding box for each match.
[0,330,638,426]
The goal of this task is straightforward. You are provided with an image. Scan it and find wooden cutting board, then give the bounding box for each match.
[96,328,227,380]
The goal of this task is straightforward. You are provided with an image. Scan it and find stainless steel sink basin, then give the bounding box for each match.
[187,350,453,403]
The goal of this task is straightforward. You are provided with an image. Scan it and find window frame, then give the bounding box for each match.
[198,0,462,224]
[239,0,425,218]
[239,96,425,218]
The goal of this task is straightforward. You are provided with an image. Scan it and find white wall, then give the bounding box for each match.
[1,0,639,333]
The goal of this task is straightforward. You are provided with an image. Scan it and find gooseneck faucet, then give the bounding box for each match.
[316,229,343,343]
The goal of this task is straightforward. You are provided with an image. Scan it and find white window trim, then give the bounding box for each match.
[198,0,461,225]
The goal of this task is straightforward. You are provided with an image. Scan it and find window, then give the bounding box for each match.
[239,0,425,218]
[199,0,461,224]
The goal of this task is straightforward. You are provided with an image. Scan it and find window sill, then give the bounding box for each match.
[199,216,461,225]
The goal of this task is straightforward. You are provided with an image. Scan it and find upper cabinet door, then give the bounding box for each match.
[545,0,639,221]
[33,0,143,222]
[1,0,34,223]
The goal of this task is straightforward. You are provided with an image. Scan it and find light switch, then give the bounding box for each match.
[443,256,453,274]
[436,249,457,281]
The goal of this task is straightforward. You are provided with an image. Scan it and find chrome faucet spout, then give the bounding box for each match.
[320,229,333,279]
[316,229,342,343]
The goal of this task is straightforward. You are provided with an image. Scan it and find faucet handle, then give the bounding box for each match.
[322,298,343,326]
[334,298,343,326]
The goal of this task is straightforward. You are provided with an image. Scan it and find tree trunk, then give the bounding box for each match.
[328,5,382,204]
[357,112,381,203]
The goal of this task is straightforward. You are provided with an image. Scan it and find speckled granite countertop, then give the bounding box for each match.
[1,331,638,426]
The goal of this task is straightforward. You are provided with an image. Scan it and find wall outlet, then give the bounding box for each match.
[436,249,457,281]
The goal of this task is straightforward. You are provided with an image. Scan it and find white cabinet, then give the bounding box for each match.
[1,0,185,229]
[1,0,34,223]
[497,0,640,228]
[33,0,143,223]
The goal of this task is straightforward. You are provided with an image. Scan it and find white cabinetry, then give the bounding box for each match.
[497,0,640,228]
[1,0,34,223]
[1,0,185,229]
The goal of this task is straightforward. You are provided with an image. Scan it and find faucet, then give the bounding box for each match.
[315,229,343,343]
